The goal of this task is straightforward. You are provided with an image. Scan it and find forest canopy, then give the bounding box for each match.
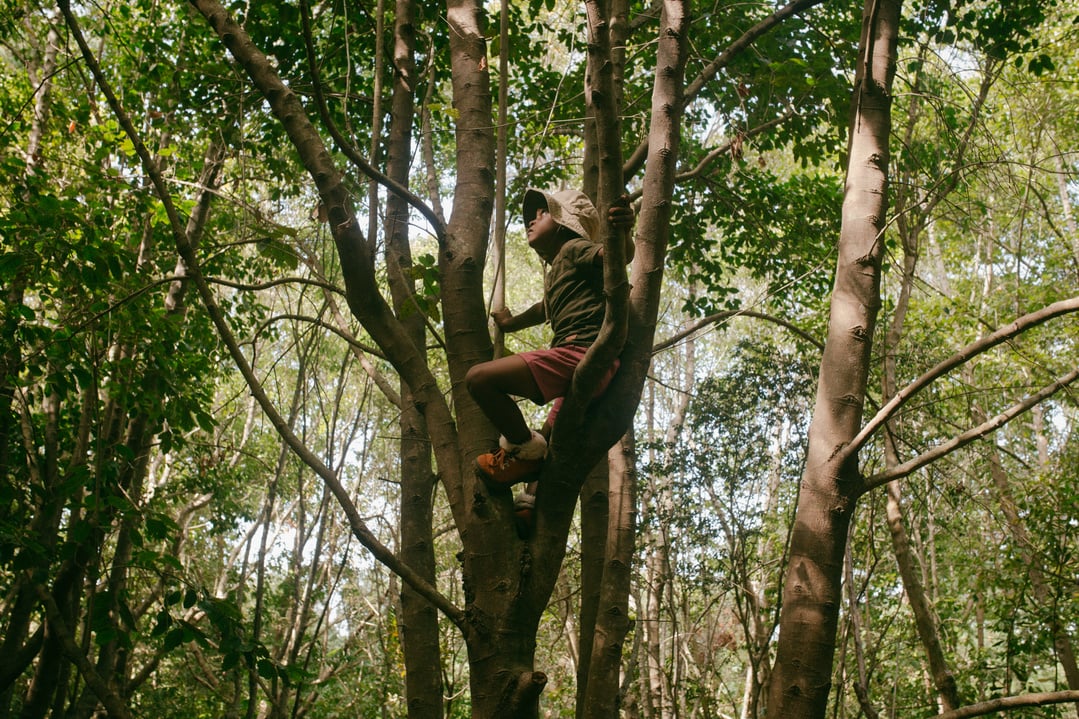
[0,0,1077,718]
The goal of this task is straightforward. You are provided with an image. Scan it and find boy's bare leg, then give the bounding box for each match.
[465,356,542,445]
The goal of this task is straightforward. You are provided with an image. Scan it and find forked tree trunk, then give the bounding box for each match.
[638,331,695,719]
[764,1,900,717]
[381,0,444,716]
[576,0,630,710]
[180,0,680,713]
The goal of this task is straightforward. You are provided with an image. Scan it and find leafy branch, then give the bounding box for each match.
[59,0,468,635]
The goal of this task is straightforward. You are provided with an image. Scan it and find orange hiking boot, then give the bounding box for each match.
[476,431,547,487]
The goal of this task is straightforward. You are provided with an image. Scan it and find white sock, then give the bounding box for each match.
[499,430,547,460]
[514,491,536,510]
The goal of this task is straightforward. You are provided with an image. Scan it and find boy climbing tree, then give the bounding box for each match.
[466,188,634,526]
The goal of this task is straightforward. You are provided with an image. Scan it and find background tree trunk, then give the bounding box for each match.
[384,0,444,712]
[581,432,636,719]
[765,1,901,716]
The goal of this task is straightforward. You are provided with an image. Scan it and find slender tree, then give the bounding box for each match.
[766,1,902,716]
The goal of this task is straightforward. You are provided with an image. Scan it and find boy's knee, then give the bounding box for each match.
[465,362,490,397]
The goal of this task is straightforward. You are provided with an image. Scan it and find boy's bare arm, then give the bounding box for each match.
[492,301,545,333]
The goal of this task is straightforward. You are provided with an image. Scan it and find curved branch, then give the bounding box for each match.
[862,367,1079,493]
[62,0,467,634]
[684,0,825,103]
[189,0,467,531]
[931,691,1079,719]
[256,314,387,359]
[0,624,42,692]
[254,313,404,408]
[676,108,795,181]
[418,45,446,223]
[624,0,825,179]
[652,308,823,354]
[298,0,446,243]
[627,108,797,195]
[206,274,343,295]
[842,296,1079,463]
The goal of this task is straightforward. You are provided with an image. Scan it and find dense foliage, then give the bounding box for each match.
[0,0,1076,717]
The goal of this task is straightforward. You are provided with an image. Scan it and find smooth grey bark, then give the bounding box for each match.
[639,384,670,719]
[879,239,959,713]
[765,1,900,717]
[638,328,696,719]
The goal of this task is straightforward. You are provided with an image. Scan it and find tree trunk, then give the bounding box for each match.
[881,238,962,712]
[765,1,900,717]
[384,0,443,713]
[180,0,679,714]
[576,458,610,717]
[874,47,997,713]
[581,431,637,719]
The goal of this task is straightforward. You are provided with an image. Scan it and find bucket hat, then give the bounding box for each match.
[523,188,599,243]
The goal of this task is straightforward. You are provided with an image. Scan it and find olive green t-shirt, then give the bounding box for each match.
[544,238,605,347]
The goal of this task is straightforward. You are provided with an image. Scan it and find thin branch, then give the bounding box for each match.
[0,58,79,146]
[931,691,1079,719]
[684,0,826,103]
[206,274,342,295]
[255,314,388,361]
[418,43,446,224]
[652,309,823,354]
[624,0,825,179]
[627,108,797,197]
[675,108,796,183]
[297,0,446,243]
[862,367,1079,493]
[843,296,1079,463]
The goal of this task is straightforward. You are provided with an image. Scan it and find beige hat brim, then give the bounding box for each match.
[523,188,596,243]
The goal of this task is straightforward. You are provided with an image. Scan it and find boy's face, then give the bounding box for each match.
[526,207,563,260]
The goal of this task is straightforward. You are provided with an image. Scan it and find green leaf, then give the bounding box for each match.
[257,658,276,680]
[255,238,299,270]
[151,609,172,636]
[95,628,118,646]
[162,627,184,652]
[221,652,241,672]
[145,513,179,541]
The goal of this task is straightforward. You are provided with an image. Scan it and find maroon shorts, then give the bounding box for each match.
[518,344,619,424]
